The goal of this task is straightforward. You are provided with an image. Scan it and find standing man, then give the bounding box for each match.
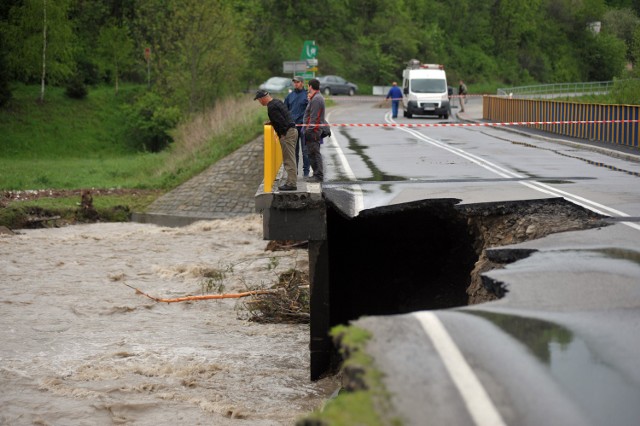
[254,89,298,191]
[386,81,403,119]
[303,78,325,183]
[285,76,310,177]
[458,80,468,113]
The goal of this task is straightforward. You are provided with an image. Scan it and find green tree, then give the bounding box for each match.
[96,23,135,95]
[490,0,542,55]
[602,7,640,61]
[629,25,640,65]
[582,31,627,80]
[0,30,12,106]
[170,0,247,112]
[133,0,247,112]
[2,0,75,102]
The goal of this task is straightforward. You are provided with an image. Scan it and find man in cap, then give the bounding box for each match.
[285,76,310,177]
[254,89,298,191]
[302,78,325,183]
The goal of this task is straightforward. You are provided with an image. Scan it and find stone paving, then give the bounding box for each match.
[133,137,264,226]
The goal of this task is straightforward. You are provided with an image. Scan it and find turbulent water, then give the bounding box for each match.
[0,215,338,425]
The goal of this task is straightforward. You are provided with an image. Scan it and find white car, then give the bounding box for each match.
[259,77,293,94]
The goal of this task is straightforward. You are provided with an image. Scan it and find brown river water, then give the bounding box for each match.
[0,215,339,425]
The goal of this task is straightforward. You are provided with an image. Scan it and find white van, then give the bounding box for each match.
[402,60,450,119]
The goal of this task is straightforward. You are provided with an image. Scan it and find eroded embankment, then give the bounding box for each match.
[310,197,608,424]
[326,197,607,323]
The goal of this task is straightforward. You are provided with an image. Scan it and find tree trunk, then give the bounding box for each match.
[39,0,47,103]
[115,62,119,95]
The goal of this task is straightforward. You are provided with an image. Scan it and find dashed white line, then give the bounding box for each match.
[325,109,364,215]
[388,116,640,231]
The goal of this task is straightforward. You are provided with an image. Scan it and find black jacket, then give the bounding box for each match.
[267,98,295,137]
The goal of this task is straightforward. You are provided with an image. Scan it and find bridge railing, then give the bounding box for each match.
[263,125,282,193]
[497,81,614,98]
[483,96,640,148]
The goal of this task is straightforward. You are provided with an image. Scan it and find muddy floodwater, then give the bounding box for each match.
[0,215,339,425]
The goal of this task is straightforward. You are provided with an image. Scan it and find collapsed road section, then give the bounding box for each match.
[255,185,609,380]
[310,196,607,379]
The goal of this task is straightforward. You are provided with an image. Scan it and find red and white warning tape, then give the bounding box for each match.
[327,94,486,101]
[299,119,640,128]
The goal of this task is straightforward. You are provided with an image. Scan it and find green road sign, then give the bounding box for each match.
[297,71,314,80]
[300,40,318,60]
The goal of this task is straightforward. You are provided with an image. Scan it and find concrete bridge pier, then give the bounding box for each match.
[255,185,331,380]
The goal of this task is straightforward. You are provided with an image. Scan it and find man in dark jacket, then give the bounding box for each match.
[458,80,467,113]
[255,89,298,191]
[285,76,310,177]
[302,78,325,183]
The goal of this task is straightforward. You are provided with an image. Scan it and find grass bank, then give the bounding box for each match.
[0,84,266,228]
[297,325,401,426]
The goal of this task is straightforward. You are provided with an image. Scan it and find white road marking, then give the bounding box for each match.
[387,116,640,232]
[414,311,508,426]
[325,109,364,215]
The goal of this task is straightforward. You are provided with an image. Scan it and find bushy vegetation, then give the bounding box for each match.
[2,1,640,106]
[0,82,265,226]
[611,76,640,104]
[0,84,265,190]
[121,90,182,152]
[299,325,400,426]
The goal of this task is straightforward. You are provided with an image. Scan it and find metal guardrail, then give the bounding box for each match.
[497,81,614,98]
[263,125,282,193]
[483,96,640,148]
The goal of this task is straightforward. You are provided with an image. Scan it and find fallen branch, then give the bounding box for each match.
[123,282,277,303]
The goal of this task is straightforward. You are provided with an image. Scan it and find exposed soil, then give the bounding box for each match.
[1,188,160,205]
[462,198,608,304]
[1,189,163,229]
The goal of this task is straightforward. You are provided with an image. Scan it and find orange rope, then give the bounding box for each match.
[123,282,276,303]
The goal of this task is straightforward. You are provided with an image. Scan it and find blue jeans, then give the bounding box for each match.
[391,101,399,118]
[295,127,310,176]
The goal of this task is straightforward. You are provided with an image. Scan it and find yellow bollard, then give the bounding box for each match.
[263,125,283,193]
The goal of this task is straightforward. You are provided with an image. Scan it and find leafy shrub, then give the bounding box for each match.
[0,81,11,107]
[65,75,88,99]
[610,78,640,105]
[122,91,181,152]
[0,33,12,107]
[582,32,627,81]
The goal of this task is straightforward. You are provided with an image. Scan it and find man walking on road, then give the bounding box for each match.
[386,81,403,119]
[458,80,467,113]
[254,89,298,191]
[303,78,325,183]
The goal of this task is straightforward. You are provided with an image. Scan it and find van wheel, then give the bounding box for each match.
[444,113,449,119]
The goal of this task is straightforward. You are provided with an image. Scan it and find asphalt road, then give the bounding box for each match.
[320,96,640,426]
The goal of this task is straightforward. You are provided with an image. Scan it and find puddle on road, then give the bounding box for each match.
[537,179,574,184]
[338,128,406,183]
[464,310,640,426]
[584,247,640,265]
